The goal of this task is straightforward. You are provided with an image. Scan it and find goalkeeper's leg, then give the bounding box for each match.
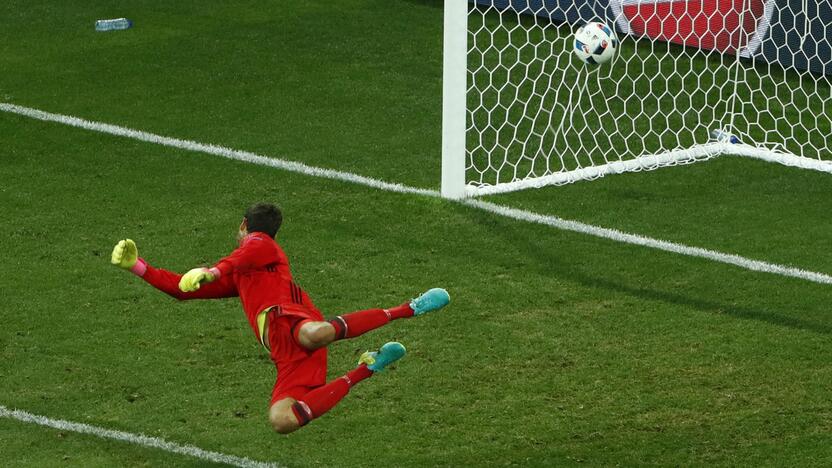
[269,342,406,434]
[297,288,450,349]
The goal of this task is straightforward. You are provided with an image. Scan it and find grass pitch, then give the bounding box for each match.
[2,1,832,467]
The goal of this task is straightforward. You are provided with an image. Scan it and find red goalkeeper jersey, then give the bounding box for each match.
[138,232,317,341]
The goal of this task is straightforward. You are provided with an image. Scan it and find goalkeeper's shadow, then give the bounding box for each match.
[464,206,832,336]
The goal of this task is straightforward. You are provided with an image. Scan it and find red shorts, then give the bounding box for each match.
[267,304,327,405]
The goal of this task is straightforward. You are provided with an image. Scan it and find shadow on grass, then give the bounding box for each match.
[399,0,443,9]
[576,270,832,336]
[465,206,832,336]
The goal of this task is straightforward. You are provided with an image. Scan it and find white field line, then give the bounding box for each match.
[0,103,436,198]
[0,405,280,468]
[463,199,832,285]
[3,102,831,285]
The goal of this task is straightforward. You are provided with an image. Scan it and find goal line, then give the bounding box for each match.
[2,102,831,286]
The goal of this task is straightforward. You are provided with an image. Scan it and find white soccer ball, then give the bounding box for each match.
[573,22,618,65]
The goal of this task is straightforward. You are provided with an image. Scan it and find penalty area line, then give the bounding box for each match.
[0,406,279,468]
[2,102,831,286]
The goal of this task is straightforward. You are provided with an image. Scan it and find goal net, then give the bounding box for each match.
[440,0,832,198]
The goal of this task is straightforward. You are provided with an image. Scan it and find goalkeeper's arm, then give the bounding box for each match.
[110,239,237,300]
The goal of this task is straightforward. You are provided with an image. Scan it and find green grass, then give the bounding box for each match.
[493,156,832,273]
[2,1,832,467]
[0,418,228,467]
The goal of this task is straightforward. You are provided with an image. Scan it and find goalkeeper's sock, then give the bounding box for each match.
[291,365,373,426]
[387,303,415,319]
[328,304,413,340]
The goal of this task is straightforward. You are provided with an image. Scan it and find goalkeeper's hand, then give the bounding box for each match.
[111,239,138,269]
[179,268,216,292]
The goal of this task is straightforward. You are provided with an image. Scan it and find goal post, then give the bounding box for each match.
[440,0,832,198]
[441,0,468,199]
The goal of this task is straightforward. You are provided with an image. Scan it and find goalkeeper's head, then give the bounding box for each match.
[240,203,283,241]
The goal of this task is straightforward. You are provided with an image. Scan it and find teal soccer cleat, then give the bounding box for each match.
[409,288,450,316]
[359,342,406,372]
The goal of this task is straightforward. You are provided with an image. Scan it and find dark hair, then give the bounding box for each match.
[245,203,283,238]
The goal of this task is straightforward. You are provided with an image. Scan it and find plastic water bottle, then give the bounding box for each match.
[710,128,740,144]
[95,18,132,32]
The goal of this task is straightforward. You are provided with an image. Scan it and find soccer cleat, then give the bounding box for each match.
[359,342,406,372]
[409,288,450,316]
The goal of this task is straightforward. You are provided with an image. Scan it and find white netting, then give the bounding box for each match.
[465,1,832,196]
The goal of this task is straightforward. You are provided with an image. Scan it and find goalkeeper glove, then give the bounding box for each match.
[111,239,138,269]
[179,268,216,292]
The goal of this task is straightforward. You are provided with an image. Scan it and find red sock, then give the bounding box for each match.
[387,302,414,320]
[291,365,373,426]
[328,303,413,340]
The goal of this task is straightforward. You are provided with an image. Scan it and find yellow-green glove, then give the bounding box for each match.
[111,239,138,269]
[179,268,216,292]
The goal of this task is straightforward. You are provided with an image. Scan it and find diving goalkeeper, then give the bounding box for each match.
[110,203,450,434]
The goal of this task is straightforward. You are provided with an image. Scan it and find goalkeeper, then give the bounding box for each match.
[110,203,449,434]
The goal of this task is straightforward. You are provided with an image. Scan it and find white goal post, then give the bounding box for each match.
[441,0,832,199]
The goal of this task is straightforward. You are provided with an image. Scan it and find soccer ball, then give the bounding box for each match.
[573,22,618,65]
